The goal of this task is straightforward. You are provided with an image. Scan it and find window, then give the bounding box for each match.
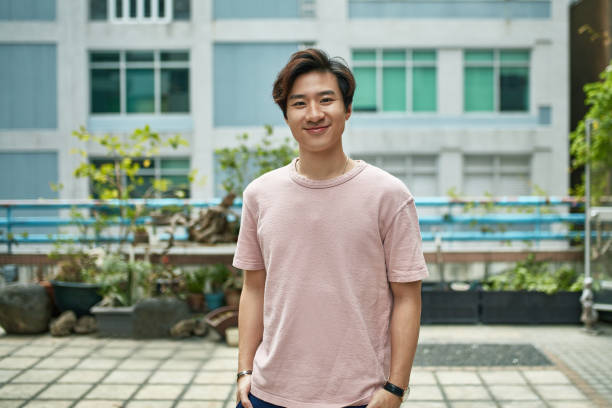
[463,155,531,196]
[88,0,190,22]
[90,157,191,198]
[352,49,437,113]
[90,50,189,114]
[354,154,438,196]
[213,43,301,126]
[464,49,530,112]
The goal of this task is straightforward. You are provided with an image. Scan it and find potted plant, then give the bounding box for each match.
[480,254,584,324]
[184,267,207,312]
[48,245,104,317]
[204,263,231,311]
[223,267,243,308]
[90,255,155,337]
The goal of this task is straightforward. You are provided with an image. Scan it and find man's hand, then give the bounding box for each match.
[236,375,253,408]
[365,388,403,408]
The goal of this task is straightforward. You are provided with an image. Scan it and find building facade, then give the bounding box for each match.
[0,0,570,202]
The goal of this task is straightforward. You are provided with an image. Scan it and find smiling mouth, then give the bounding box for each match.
[305,125,329,132]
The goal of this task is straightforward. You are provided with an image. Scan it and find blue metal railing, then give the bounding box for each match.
[0,197,586,253]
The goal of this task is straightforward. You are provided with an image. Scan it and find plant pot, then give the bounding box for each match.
[186,293,205,313]
[91,303,135,338]
[224,288,241,308]
[205,292,225,311]
[50,280,103,317]
[480,291,581,324]
[421,289,480,324]
[204,305,238,339]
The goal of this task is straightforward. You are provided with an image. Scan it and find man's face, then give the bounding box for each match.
[285,70,352,154]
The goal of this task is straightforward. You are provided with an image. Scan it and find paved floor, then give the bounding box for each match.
[0,323,611,408]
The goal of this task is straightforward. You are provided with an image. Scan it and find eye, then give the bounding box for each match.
[291,101,305,107]
[321,97,334,103]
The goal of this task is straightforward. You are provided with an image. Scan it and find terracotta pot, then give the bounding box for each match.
[186,293,205,313]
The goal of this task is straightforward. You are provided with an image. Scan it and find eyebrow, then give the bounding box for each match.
[288,90,337,100]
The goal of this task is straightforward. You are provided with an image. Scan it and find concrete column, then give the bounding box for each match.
[57,0,89,199]
[437,48,462,116]
[191,0,214,199]
[439,148,463,196]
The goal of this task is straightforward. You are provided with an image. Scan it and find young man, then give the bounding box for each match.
[233,48,428,408]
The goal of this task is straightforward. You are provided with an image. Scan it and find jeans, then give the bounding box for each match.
[236,392,368,408]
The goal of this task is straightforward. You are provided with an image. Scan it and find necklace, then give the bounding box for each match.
[295,154,350,178]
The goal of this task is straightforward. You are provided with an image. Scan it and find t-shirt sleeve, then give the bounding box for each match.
[382,197,429,282]
[232,192,265,271]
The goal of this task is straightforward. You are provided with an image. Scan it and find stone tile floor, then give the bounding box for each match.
[0,323,610,408]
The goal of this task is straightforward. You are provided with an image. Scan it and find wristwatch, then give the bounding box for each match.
[383,381,410,401]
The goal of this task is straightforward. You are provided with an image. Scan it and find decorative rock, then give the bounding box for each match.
[50,311,77,336]
[193,318,209,337]
[74,315,97,334]
[0,283,52,334]
[170,318,196,338]
[133,298,191,338]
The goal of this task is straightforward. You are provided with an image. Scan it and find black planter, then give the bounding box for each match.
[50,280,103,317]
[480,291,581,324]
[421,290,480,324]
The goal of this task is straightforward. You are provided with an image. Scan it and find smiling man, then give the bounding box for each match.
[233,48,428,408]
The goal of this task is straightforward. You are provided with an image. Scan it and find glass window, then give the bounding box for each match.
[173,0,190,20]
[90,50,190,114]
[464,67,494,112]
[352,49,436,113]
[353,67,377,111]
[89,0,108,20]
[161,69,189,112]
[126,69,155,113]
[91,69,120,113]
[463,155,530,195]
[464,49,530,113]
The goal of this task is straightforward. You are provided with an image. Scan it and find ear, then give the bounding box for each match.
[345,103,352,121]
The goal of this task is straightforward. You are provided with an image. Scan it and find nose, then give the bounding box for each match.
[305,101,324,123]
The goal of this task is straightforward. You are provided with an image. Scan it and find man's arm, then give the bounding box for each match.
[387,280,422,390]
[237,268,266,372]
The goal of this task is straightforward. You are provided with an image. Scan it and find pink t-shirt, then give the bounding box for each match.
[232,157,428,408]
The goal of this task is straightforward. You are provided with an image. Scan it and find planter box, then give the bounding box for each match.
[421,290,480,324]
[50,280,102,317]
[91,304,134,338]
[481,291,581,324]
[91,298,190,338]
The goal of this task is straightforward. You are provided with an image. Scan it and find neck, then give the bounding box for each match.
[296,148,353,180]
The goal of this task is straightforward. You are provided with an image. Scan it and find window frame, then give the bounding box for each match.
[108,0,173,24]
[89,50,190,115]
[351,48,437,114]
[463,49,531,114]
[463,154,531,196]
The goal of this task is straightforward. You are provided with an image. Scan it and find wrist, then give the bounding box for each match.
[383,380,410,401]
[236,369,252,382]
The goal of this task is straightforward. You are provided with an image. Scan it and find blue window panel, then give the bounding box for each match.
[0,152,58,235]
[538,106,552,125]
[214,0,299,19]
[214,43,299,126]
[348,1,550,19]
[0,45,57,129]
[0,0,55,20]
